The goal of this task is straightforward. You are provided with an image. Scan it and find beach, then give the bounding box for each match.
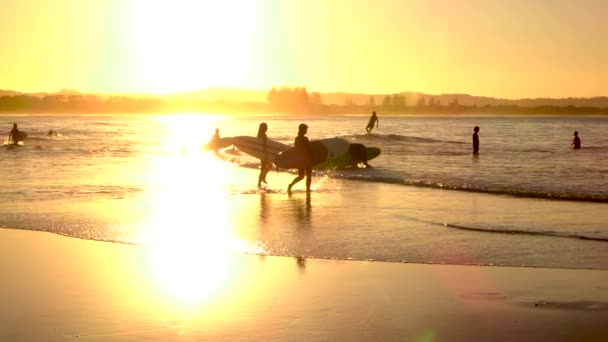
[1,228,607,341]
[1,113,607,341]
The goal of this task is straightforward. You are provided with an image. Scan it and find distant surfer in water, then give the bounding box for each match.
[571,131,581,149]
[472,126,480,155]
[366,111,379,134]
[257,122,272,188]
[288,123,312,193]
[8,123,20,145]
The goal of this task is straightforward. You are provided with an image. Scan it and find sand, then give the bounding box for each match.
[0,228,607,341]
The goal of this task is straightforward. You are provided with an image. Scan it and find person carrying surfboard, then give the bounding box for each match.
[257,122,272,188]
[348,143,370,168]
[288,123,313,193]
[8,123,21,145]
[208,128,221,155]
[366,111,379,134]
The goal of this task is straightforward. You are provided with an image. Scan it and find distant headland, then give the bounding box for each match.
[1,87,607,115]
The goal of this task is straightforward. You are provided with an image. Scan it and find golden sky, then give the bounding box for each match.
[1,0,606,98]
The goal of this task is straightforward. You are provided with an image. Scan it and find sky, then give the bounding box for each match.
[1,0,606,98]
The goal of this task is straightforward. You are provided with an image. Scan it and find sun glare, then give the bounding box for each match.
[134,114,239,304]
[129,0,258,93]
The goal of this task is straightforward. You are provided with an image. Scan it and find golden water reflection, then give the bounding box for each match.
[135,114,262,306]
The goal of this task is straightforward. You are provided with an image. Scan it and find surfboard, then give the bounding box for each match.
[316,147,382,170]
[274,138,350,169]
[203,137,234,151]
[232,136,289,162]
[7,131,27,145]
[17,131,28,142]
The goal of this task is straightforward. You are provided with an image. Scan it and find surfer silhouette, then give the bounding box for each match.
[8,123,20,145]
[208,128,221,155]
[472,126,480,154]
[257,122,272,188]
[348,143,370,168]
[366,111,379,134]
[288,123,312,193]
[571,131,581,149]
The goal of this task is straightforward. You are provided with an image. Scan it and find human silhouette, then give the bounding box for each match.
[288,123,312,193]
[257,122,272,188]
[366,111,379,134]
[8,123,20,145]
[571,131,581,149]
[348,143,370,168]
[472,126,480,154]
[208,128,221,155]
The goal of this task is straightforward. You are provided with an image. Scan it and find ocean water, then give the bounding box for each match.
[1,113,607,269]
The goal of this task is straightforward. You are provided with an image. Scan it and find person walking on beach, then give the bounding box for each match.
[366,111,379,134]
[257,122,273,188]
[472,126,480,154]
[288,123,313,193]
[571,131,581,149]
[8,123,20,145]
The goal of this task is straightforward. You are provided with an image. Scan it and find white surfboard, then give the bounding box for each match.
[232,136,289,162]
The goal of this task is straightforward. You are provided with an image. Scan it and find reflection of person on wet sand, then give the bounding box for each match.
[472,126,480,155]
[296,256,307,275]
[291,192,312,228]
[571,131,581,149]
[288,124,312,193]
[257,123,272,188]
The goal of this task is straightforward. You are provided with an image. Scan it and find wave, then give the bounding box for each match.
[347,133,466,145]
[323,169,608,202]
[440,222,608,242]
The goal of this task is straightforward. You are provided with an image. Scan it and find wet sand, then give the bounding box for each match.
[1,228,607,341]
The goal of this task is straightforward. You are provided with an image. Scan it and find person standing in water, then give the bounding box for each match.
[257,122,272,188]
[472,126,480,154]
[288,123,313,193]
[571,131,581,149]
[366,111,379,134]
[8,123,20,145]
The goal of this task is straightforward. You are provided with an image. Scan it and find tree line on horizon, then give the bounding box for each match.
[0,88,607,115]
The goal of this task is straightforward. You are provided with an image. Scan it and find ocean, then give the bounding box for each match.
[1,113,607,270]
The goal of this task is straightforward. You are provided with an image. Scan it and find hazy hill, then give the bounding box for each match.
[2,88,607,108]
[163,88,268,103]
[163,88,608,108]
[324,92,608,108]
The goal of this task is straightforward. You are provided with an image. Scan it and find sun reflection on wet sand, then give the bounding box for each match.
[133,114,266,306]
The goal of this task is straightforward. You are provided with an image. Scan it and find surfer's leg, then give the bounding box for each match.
[305,168,312,191]
[262,161,272,183]
[288,168,305,192]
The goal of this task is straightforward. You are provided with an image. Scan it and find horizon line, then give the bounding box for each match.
[1,87,607,101]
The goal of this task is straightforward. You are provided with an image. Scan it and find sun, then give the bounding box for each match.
[128,0,258,94]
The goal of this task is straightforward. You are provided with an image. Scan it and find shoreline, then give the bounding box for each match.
[5,227,607,271]
[1,227,607,341]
